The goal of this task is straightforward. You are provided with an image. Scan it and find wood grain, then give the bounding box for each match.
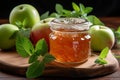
[0,50,119,78]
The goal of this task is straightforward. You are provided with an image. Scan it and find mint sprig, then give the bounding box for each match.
[15,18,27,29]
[15,18,31,38]
[41,2,104,26]
[114,26,120,45]
[95,47,109,65]
[16,36,55,78]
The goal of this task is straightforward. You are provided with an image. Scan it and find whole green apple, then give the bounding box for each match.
[0,24,19,50]
[89,25,115,51]
[9,4,40,28]
[30,18,54,46]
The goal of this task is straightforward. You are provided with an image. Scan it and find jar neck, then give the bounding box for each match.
[51,28,89,34]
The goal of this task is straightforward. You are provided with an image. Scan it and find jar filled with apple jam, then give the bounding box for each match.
[49,18,92,64]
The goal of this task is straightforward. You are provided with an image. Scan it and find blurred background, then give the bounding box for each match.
[0,0,120,18]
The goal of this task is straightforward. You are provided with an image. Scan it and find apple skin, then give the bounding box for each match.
[0,24,19,50]
[9,4,40,28]
[30,18,55,46]
[89,25,115,51]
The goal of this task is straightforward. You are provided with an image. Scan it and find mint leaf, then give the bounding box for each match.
[17,28,31,38]
[95,58,107,65]
[87,15,104,25]
[40,11,50,20]
[35,39,48,56]
[85,7,93,14]
[49,12,57,17]
[116,27,120,32]
[22,18,27,28]
[15,18,27,28]
[55,4,64,14]
[43,53,55,64]
[99,47,109,59]
[29,54,38,63]
[16,36,34,57]
[79,3,86,16]
[95,47,109,65]
[114,26,120,49]
[114,27,120,40]
[62,9,72,17]
[26,60,45,78]
[15,21,23,29]
[72,2,80,12]
[70,11,80,17]
[50,12,61,18]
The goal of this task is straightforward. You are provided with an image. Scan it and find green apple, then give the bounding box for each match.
[9,4,40,28]
[89,25,115,51]
[30,18,54,46]
[0,24,19,50]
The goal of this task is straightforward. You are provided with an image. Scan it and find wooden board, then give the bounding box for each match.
[0,50,119,78]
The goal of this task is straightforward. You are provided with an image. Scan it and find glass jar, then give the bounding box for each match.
[49,18,92,64]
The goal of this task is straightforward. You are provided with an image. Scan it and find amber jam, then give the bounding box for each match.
[49,18,92,64]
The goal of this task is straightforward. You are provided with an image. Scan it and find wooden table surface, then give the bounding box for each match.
[0,17,120,80]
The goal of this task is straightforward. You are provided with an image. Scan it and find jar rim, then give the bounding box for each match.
[50,18,87,25]
[49,18,92,32]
